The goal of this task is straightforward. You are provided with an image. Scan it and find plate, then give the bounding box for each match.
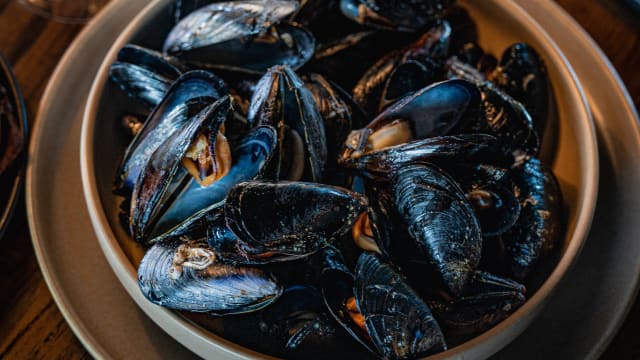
[0,51,27,240]
[25,0,640,359]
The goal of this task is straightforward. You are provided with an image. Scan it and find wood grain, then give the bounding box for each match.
[0,0,638,358]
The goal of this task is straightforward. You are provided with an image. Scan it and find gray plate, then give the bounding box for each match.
[25,0,640,359]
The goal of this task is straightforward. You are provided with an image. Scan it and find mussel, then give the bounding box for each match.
[390,164,482,297]
[109,44,186,109]
[352,21,452,117]
[446,57,540,162]
[221,181,368,262]
[248,65,327,182]
[490,43,551,135]
[340,0,453,32]
[130,96,231,243]
[341,79,481,162]
[500,158,563,280]
[163,0,316,74]
[354,252,447,359]
[144,124,277,245]
[138,239,282,314]
[155,125,278,234]
[115,70,228,195]
[426,271,526,337]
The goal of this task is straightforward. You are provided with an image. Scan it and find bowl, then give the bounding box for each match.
[81,0,599,358]
[0,51,28,241]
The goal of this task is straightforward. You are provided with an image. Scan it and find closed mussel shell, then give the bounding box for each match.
[137,240,282,314]
[390,163,482,297]
[109,44,186,109]
[224,181,367,260]
[354,252,447,359]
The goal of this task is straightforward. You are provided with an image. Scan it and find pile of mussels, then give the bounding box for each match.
[109,0,563,358]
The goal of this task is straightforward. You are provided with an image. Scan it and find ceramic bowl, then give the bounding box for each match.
[81,0,599,358]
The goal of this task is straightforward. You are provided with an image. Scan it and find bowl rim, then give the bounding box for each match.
[80,0,599,358]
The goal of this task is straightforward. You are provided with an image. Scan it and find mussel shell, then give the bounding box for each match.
[446,57,540,162]
[130,96,231,243]
[260,284,366,358]
[309,30,417,90]
[340,133,509,179]
[224,181,367,259]
[151,202,225,245]
[352,21,451,117]
[248,65,327,182]
[426,271,526,337]
[391,163,482,297]
[163,0,298,54]
[137,240,282,314]
[304,73,353,155]
[491,43,550,136]
[454,42,498,76]
[319,247,377,355]
[174,22,317,74]
[501,158,563,280]
[448,163,521,237]
[109,44,186,109]
[342,79,482,161]
[288,0,360,41]
[340,0,453,32]
[115,70,228,195]
[154,125,278,237]
[354,252,447,359]
[445,5,478,53]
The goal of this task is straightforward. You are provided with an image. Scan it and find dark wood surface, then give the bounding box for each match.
[0,0,638,358]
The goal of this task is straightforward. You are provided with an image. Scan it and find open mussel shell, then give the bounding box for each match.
[340,0,453,32]
[248,65,327,182]
[426,271,526,337]
[352,21,451,118]
[109,44,186,109]
[342,79,481,161]
[224,181,368,260]
[354,252,447,359]
[501,158,563,280]
[391,163,482,297]
[154,125,278,236]
[131,96,230,243]
[115,70,228,195]
[138,240,282,314]
[163,0,298,54]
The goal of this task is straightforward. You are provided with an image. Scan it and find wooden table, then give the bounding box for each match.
[0,0,638,358]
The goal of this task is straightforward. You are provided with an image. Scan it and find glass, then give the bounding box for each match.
[17,0,110,24]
